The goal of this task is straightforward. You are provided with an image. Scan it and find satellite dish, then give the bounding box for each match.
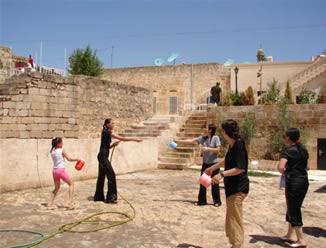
[154,58,164,66]
[167,53,179,63]
[223,59,235,66]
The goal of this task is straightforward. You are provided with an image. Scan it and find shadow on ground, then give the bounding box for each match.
[177,243,203,248]
[249,235,288,247]
[303,226,326,238]
[314,184,326,193]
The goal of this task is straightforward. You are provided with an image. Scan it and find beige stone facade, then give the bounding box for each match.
[102,63,231,115]
[102,59,326,113]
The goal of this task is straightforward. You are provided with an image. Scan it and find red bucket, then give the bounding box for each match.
[75,159,85,171]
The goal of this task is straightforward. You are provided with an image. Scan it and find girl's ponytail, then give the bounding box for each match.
[51,137,62,152]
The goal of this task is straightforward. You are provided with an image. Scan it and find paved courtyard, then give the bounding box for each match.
[1,169,326,248]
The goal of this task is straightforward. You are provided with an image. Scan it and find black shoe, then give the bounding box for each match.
[194,202,207,206]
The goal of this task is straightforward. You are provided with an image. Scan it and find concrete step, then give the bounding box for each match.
[161,152,193,158]
[175,147,196,153]
[158,162,188,170]
[176,132,201,138]
[158,157,191,163]
[188,116,207,120]
[119,133,158,138]
[182,123,205,128]
[185,120,207,125]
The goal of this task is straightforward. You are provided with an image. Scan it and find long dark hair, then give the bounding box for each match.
[51,137,62,152]
[202,124,216,141]
[103,118,111,132]
[222,119,241,140]
[285,128,307,159]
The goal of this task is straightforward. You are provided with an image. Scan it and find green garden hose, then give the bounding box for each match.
[1,146,136,248]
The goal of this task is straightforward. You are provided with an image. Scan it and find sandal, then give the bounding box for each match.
[194,202,206,206]
[279,236,295,243]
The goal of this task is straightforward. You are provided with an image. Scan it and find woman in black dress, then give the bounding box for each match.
[94,118,143,203]
[278,128,309,248]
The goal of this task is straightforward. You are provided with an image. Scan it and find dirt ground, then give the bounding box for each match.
[0,169,326,248]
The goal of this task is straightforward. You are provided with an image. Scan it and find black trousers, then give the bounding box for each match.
[94,153,117,203]
[285,177,309,227]
[198,163,221,205]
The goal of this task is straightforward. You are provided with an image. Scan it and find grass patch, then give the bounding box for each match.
[248,171,278,178]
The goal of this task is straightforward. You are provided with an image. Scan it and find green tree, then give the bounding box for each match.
[271,97,296,154]
[284,80,294,104]
[68,45,104,77]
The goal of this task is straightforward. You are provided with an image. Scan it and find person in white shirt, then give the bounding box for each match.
[47,137,81,209]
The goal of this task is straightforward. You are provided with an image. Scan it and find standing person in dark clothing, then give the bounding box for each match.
[205,120,249,248]
[175,124,222,207]
[278,128,309,248]
[210,82,222,104]
[94,118,143,204]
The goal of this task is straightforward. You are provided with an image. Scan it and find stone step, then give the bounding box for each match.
[119,133,158,138]
[158,157,191,163]
[158,162,188,170]
[188,116,207,120]
[174,143,198,148]
[185,120,207,125]
[176,132,201,138]
[161,152,193,158]
[180,127,203,132]
[182,123,205,128]
[175,147,196,153]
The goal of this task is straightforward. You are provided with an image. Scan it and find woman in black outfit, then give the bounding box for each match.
[278,128,309,248]
[94,118,143,203]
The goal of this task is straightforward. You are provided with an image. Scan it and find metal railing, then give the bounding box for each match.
[9,66,65,77]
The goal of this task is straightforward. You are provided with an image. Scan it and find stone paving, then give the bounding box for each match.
[1,169,326,248]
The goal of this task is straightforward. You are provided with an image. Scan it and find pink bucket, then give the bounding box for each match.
[197,173,211,188]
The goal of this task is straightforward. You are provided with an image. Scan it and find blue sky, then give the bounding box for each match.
[1,0,325,70]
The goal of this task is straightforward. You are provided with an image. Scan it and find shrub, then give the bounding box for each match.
[298,88,318,104]
[223,91,232,106]
[239,112,256,151]
[262,79,280,104]
[240,92,248,105]
[230,92,242,106]
[284,80,294,104]
[246,86,255,105]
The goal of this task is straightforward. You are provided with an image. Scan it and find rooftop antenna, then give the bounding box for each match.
[154,58,164,66]
[223,59,234,66]
[167,53,179,64]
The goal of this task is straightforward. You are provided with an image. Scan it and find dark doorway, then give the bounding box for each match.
[317,139,326,170]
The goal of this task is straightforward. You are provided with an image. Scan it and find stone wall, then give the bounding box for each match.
[0,138,158,193]
[0,46,13,83]
[207,104,326,169]
[0,73,153,139]
[102,63,230,115]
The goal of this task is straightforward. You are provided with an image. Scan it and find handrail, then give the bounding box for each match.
[291,56,326,82]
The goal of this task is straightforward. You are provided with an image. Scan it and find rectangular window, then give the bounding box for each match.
[169,96,178,115]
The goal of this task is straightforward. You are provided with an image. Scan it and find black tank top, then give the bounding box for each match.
[99,130,112,157]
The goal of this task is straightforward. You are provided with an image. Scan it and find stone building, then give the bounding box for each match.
[102,48,326,114]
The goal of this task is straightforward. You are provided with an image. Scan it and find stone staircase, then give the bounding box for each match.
[158,112,207,170]
[292,56,326,94]
[119,115,170,138]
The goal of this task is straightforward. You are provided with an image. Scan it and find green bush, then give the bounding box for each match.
[223,91,232,106]
[298,89,318,104]
[262,79,280,104]
[230,92,242,106]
